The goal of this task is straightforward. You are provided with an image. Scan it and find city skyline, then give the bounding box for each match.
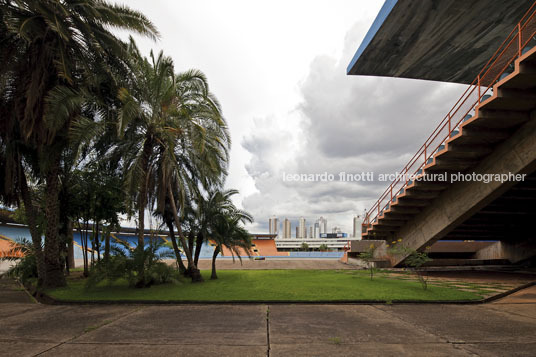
[266,214,362,238]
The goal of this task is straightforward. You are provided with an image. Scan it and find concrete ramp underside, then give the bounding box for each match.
[364,48,536,266]
[347,0,534,84]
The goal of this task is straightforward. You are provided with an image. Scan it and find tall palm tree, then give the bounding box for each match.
[119,47,230,282]
[0,0,158,288]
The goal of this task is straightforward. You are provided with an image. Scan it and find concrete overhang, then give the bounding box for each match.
[347,0,534,84]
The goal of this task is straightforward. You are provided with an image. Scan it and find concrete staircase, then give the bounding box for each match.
[363,47,536,267]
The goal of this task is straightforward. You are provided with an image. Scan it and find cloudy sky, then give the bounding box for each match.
[121,0,467,234]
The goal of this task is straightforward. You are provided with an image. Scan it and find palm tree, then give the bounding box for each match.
[0,0,157,288]
[119,47,230,282]
[200,189,253,280]
[210,215,253,280]
[194,189,245,265]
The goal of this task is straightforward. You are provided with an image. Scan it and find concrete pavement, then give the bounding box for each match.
[1,278,535,356]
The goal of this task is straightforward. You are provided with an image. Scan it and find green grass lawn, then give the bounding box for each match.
[46,269,484,302]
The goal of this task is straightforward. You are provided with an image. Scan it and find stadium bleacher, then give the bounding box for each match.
[1,224,343,261]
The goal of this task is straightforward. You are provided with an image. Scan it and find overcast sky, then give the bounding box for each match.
[120,0,467,234]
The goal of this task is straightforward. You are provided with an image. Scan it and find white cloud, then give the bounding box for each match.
[241,22,467,233]
[111,1,468,234]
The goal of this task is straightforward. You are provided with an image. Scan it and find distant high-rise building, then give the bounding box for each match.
[332,226,342,234]
[318,216,327,234]
[283,218,292,238]
[309,226,313,239]
[269,216,279,236]
[298,217,306,238]
[353,215,363,238]
[295,226,299,239]
[314,222,320,238]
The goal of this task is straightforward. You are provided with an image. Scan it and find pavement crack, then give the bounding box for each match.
[370,305,480,356]
[33,307,142,356]
[266,305,271,357]
[481,305,536,321]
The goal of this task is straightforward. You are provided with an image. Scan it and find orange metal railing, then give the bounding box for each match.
[362,2,536,234]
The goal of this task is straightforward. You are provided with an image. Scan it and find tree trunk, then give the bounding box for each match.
[90,225,95,267]
[65,219,73,275]
[95,221,100,262]
[137,139,153,248]
[211,245,220,280]
[137,195,146,249]
[136,139,152,285]
[166,219,186,274]
[67,226,74,272]
[167,183,203,282]
[19,170,45,286]
[188,231,195,258]
[104,227,110,264]
[194,231,204,267]
[42,153,66,288]
[78,221,89,277]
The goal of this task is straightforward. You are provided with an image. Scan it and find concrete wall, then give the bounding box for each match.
[349,240,387,253]
[475,240,536,264]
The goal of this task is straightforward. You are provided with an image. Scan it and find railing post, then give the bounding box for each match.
[478,75,481,99]
[518,23,522,57]
[390,186,393,201]
[448,114,451,133]
[424,144,427,165]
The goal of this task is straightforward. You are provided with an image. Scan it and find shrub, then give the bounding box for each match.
[387,239,432,290]
[404,250,432,290]
[358,243,376,280]
[86,239,178,288]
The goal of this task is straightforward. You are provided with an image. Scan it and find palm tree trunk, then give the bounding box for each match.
[194,232,203,266]
[166,219,186,274]
[136,140,152,284]
[187,231,195,260]
[211,245,220,280]
[67,221,75,272]
[95,221,100,262]
[90,224,95,266]
[19,169,45,286]
[42,153,66,288]
[137,195,146,248]
[78,221,89,277]
[167,183,203,282]
[64,219,73,275]
[137,139,153,248]
[104,228,110,264]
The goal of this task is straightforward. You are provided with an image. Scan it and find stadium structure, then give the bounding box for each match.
[0,221,344,270]
[344,0,536,267]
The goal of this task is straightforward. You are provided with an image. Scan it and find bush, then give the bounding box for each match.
[86,239,179,288]
[387,239,432,290]
[358,243,376,280]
